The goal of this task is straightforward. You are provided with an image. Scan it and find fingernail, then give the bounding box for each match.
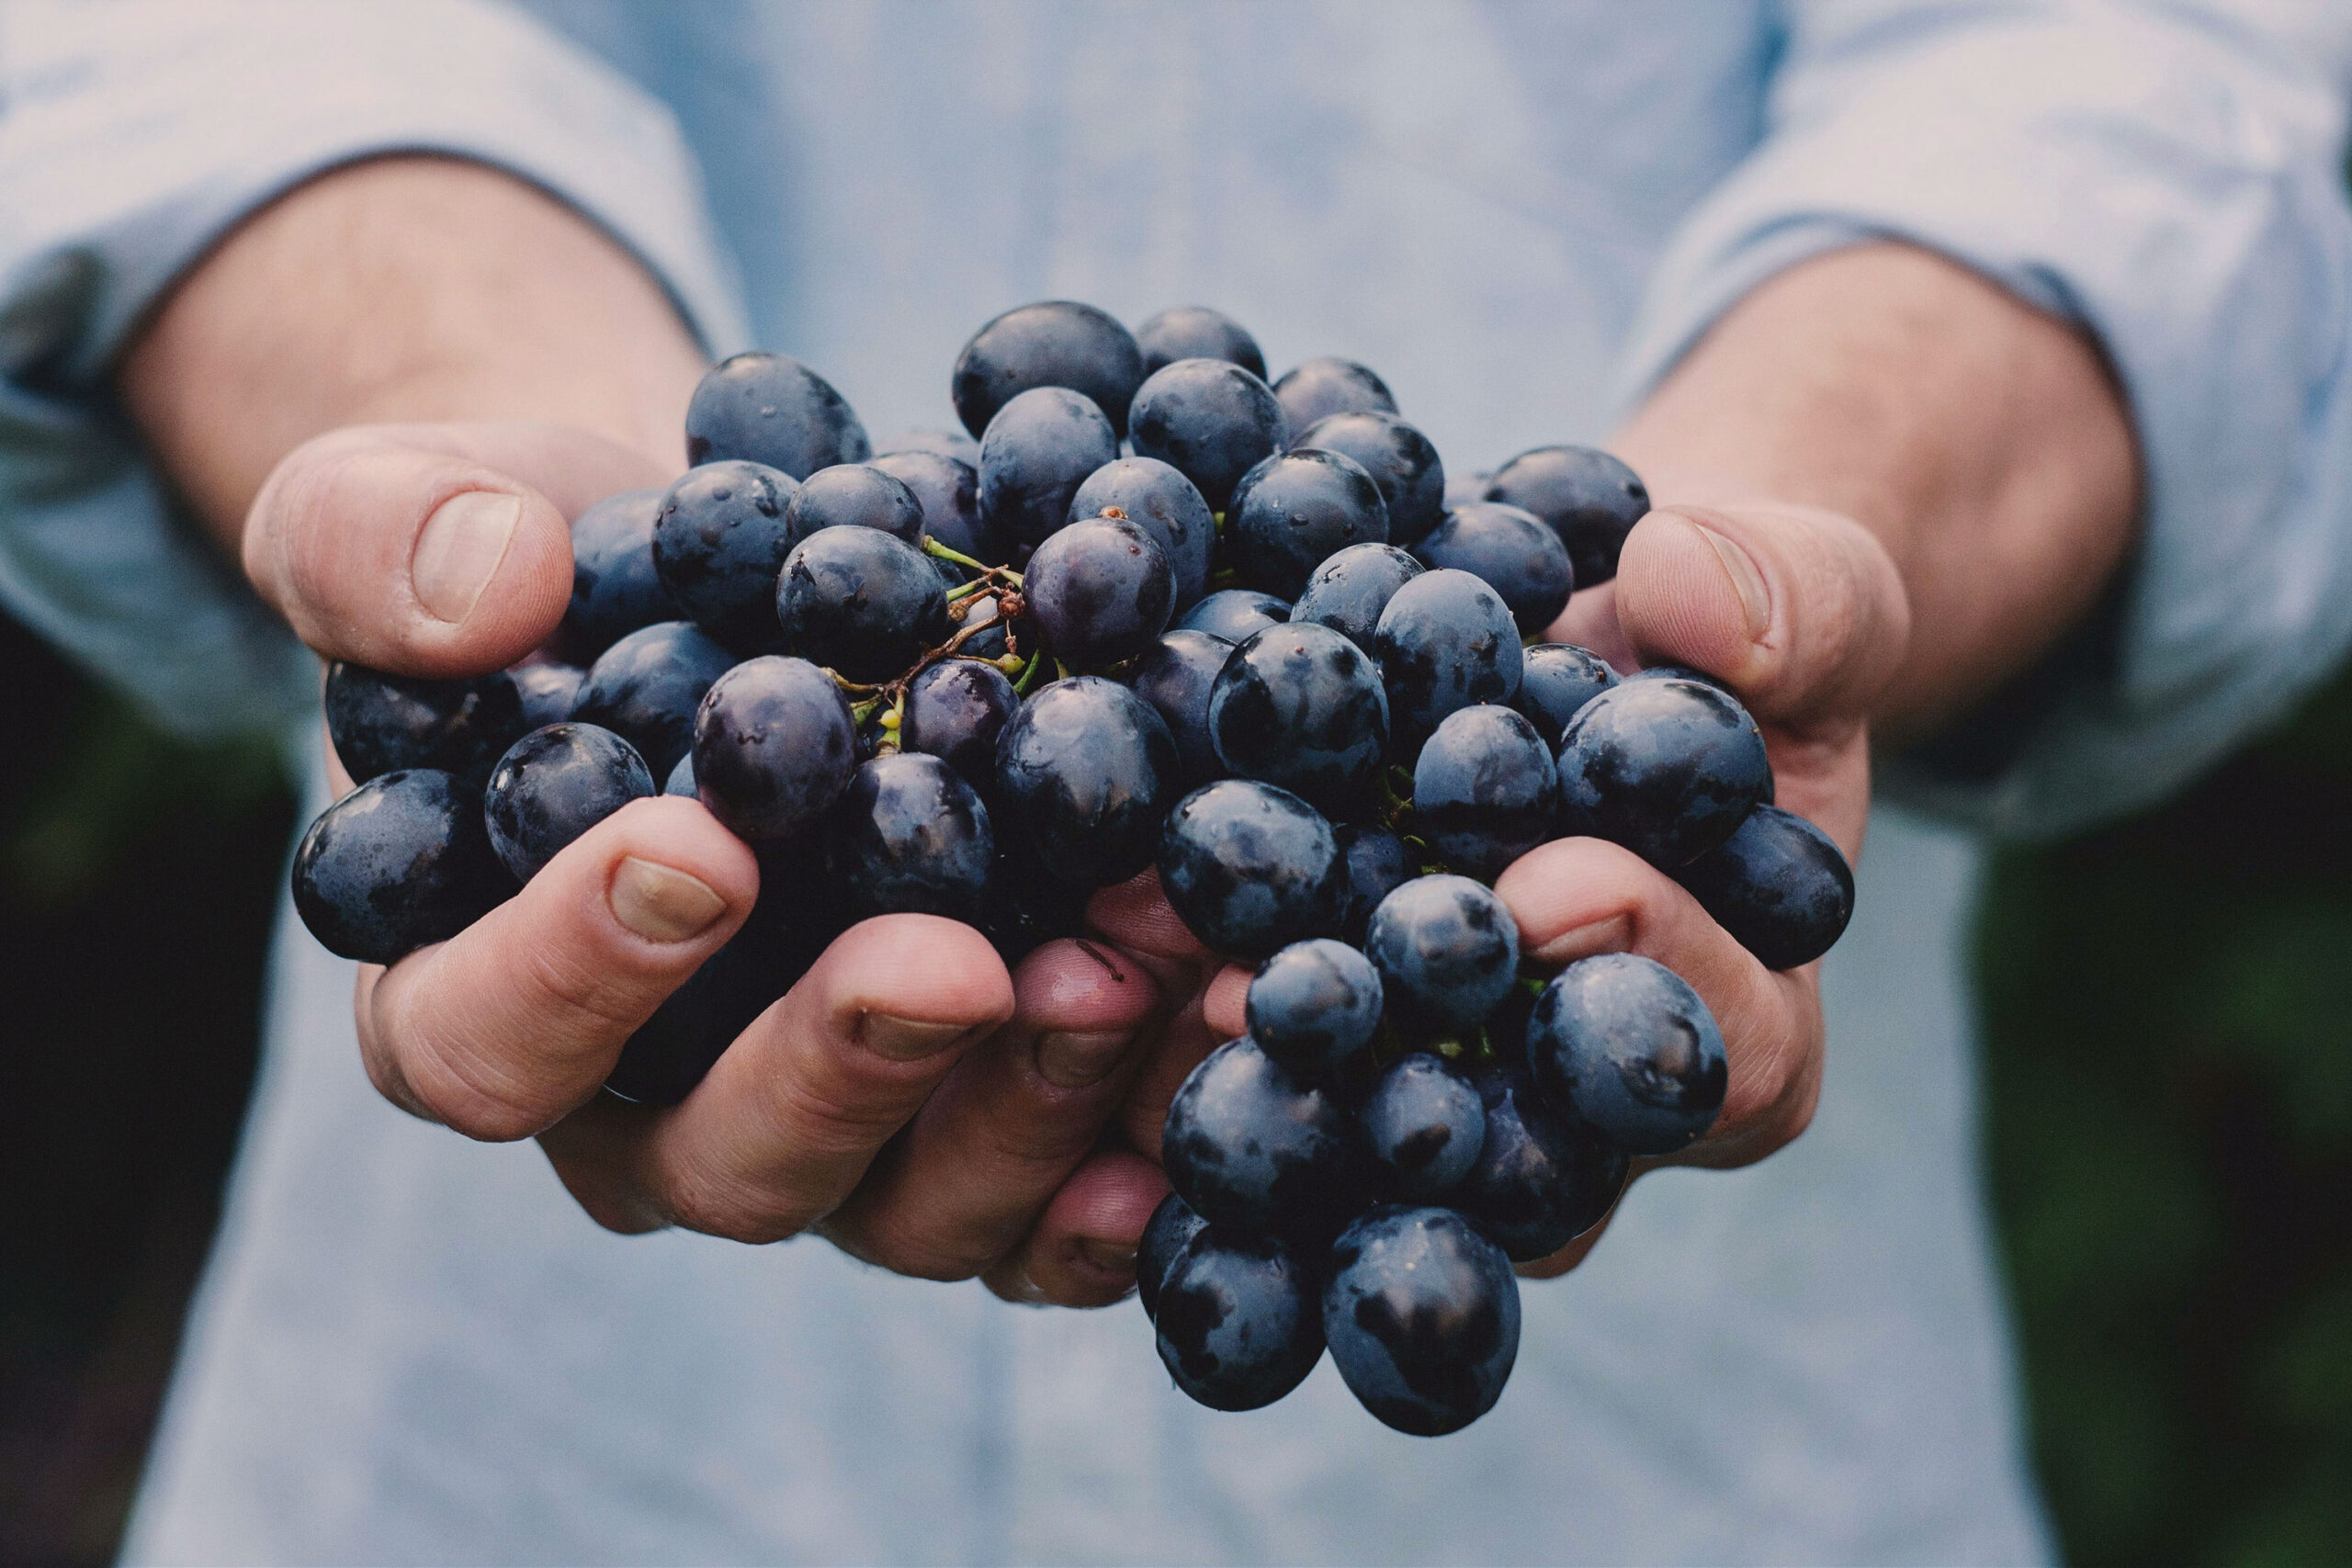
[1691,521,1770,641]
[1035,1029,1132,1089]
[1079,1237,1136,1275]
[609,856,727,942]
[1529,913,1634,967]
[860,1013,972,1061]
[413,491,522,623]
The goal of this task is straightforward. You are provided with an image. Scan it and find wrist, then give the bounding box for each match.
[122,155,705,545]
[1611,242,2138,737]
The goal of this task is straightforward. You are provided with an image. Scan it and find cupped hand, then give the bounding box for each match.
[254,421,1175,1301]
[1036,491,1911,1285]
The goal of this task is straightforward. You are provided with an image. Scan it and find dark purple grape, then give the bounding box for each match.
[324,662,528,788]
[825,752,994,922]
[1484,446,1648,588]
[291,770,513,964]
[1245,938,1384,1082]
[1137,1190,1210,1322]
[1323,1205,1519,1436]
[1444,470,1491,509]
[1227,449,1389,600]
[1068,457,1216,608]
[977,387,1120,549]
[977,846,1091,965]
[993,676,1179,889]
[1513,643,1619,748]
[1126,358,1288,512]
[1452,1062,1627,1261]
[570,619,737,781]
[1175,589,1289,644]
[1673,804,1854,970]
[782,463,925,547]
[1135,306,1265,380]
[562,487,675,660]
[1370,569,1524,749]
[1363,874,1519,1037]
[1206,622,1389,813]
[1335,824,1416,942]
[1272,356,1396,434]
[1156,1228,1325,1411]
[1163,1035,1356,1241]
[1411,704,1559,883]
[1555,677,1770,868]
[1363,1055,1485,1201]
[1623,661,1735,696]
[947,592,1013,662]
[684,351,869,479]
[511,662,583,728]
[690,655,859,842]
[1619,667,1772,805]
[482,722,655,882]
[1290,542,1423,652]
[901,659,1019,794]
[606,874,838,1106]
[1023,514,1174,668]
[1293,412,1445,546]
[1157,780,1349,961]
[871,448,1008,565]
[875,427,980,467]
[651,460,799,654]
[774,525,951,684]
[605,957,724,1106]
[1527,953,1726,1155]
[1124,628,1232,786]
[1412,501,1574,636]
[953,300,1145,439]
[663,752,696,797]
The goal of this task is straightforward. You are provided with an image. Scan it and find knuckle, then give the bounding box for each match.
[410,1070,554,1143]
[394,1023,569,1143]
[827,1212,988,1282]
[765,1059,924,1156]
[658,1169,808,1245]
[518,940,664,1035]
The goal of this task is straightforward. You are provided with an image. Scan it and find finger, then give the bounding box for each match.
[1114,985,1225,1161]
[1611,502,1910,737]
[245,422,668,675]
[817,938,1163,1279]
[1086,867,1215,995]
[359,795,756,1140]
[548,915,1017,1244]
[1543,579,1634,672]
[1202,962,1250,1040]
[1515,1186,1625,1280]
[1496,836,1820,1169]
[983,1151,1171,1307]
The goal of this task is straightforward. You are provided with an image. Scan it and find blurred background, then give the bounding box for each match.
[0,617,2348,1567]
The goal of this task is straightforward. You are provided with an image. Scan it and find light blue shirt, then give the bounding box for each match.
[2,2,2347,1562]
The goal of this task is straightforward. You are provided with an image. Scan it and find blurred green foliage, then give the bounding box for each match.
[1977,661,2352,1566]
[0,614,294,1564]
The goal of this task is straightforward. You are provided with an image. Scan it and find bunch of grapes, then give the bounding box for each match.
[291,301,1856,1435]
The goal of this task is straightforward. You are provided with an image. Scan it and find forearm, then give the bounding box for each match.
[1612,242,2140,741]
[120,155,707,547]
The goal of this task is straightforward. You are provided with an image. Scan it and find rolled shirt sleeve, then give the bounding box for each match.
[1616,0,2352,838]
[0,0,747,739]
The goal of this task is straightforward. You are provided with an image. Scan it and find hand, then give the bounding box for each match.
[1490,491,1909,1271]
[1034,492,1911,1284]
[247,420,1177,1301]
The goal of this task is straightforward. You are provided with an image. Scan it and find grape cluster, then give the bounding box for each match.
[291,301,1858,1433]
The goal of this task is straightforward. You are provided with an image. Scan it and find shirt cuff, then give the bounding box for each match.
[0,0,749,739]
[1613,3,2352,838]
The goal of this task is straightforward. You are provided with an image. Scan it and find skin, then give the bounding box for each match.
[120,158,2135,1299]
